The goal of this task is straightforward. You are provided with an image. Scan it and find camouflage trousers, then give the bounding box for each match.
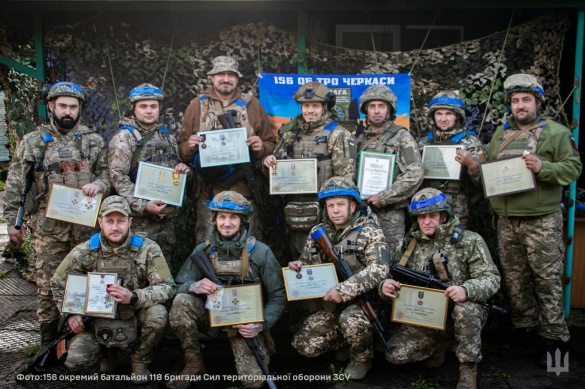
[65,304,168,372]
[291,304,373,362]
[195,195,263,244]
[497,210,570,342]
[386,301,488,364]
[33,232,79,323]
[131,216,176,267]
[169,293,270,389]
[373,207,406,257]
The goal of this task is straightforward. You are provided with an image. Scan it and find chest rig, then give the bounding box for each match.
[497,119,551,159]
[89,233,145,348]
[199,94,254,137]
[359,122,405,153]
[333,227,365,273]
[204,236,257,283]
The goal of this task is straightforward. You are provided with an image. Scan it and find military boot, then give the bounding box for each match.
[537,338,566,368]
[456,362,477,389]
[166,354,205,389]
[131,359,152,385]
[344,358,373,380]
[425,338,454,368]
[37,320,59,368]
[100,348,119,374]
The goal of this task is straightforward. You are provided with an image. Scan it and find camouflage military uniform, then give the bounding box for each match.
[178,57,275,243]
[51,230,176,372]
[357,122,423,254]
[291,213,389,365]
[3,119,110,325]
[170,227,285,388]
[385,215,500,365]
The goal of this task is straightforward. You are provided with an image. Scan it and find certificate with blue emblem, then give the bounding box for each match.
[391,284,448,331]
[282,264,338,301]
[198,127,250,168]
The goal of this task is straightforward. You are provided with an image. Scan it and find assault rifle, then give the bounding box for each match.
[17,316,92,380]
[14,165,34,230]
[390,264,508,314]
[190,250,277,389]
[310,227,394,354]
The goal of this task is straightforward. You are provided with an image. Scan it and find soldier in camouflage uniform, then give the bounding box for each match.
[357,85,423,256]
[3,82,110,349]
[380,188,500,389]
[178,56,275,243]
[290,177,389,380]
[168,191,285,389]
[474,74,582,365]
[418,91,485,227]
[51,196,176,384]
[108,83,191,266]
[263,82,357,259]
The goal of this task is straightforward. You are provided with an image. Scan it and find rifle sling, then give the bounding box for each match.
[398,239,417,266]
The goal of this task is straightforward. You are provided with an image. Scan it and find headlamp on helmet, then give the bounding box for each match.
[294,82,336,110]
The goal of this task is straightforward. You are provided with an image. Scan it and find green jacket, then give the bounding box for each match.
[484,116,581,217]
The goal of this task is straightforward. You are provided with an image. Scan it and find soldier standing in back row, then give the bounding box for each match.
[263,81,357,260]
[418,91,485,227]
[357,85,423,255]
[3,82,110,350]
[108,83,191,266]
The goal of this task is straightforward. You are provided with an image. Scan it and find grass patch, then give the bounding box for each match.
[410,376,440,389]
[22,343,40,357]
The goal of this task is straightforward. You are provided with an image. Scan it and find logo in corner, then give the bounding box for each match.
[547,348,569,376]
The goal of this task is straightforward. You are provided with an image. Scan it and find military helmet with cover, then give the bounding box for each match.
[428,90,465,126]
[46,82,87,105]
[209,190,252,222]
[503,73,545,103]
[129,83,164,103]
[318,177,361,204]
[359,84,397,115]
[293,82,336,110]
[409,188,453,217]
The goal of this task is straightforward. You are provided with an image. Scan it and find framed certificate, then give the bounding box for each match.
[85,272,118,319]
[62,274,88,315]
[391,284,449,331]
[209,284,264,327]
[45,184,102,227]
[282,264,339,301]
[269,159,318,195]
[480,156,536,198]
[356,151,396,199]
[133,162,186,206]
[421,145,462,180]
[199,127,250,168]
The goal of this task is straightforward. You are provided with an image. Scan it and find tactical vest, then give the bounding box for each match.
[333,227,365,274]
[359,122,405,153]
[205,236,257,281]
[199,94,254,137]
[497,120,545,159]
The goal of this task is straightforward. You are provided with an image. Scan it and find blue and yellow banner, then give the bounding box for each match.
[258,73,411,131]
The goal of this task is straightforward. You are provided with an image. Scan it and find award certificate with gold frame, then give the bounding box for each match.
[45,184,102,227]
[480,156,536,198]
[356,151,396,199]
[282,264,339,301]
[133,162,186,206]
[209,284,264,327]
[85,272,118,319]
[62,274,88,315]
[422,145,462,180]
[199,127,250,167]
[391,284,449,331]
[269,159,318,195]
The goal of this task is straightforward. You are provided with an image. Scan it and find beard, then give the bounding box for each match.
[513,110,537,125]
[54,114,80,130]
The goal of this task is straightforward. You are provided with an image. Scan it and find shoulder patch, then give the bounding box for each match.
[89,233,101,251]
[325,122,338,131]
[130,234,145,251]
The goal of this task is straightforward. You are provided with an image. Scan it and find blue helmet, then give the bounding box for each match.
[318,177,361,204]
[129,83,164,103]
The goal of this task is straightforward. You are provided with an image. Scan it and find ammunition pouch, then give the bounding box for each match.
[24,184,40,215]
[284,201,321,232]
[95,317,138,348]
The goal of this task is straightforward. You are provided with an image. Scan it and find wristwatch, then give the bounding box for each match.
[130,292,138,306]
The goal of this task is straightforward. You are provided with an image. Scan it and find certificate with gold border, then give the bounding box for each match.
[269,159,318,195]
[282,264,339,301]
[209,284,264,327]
[480,156,536,198]
[45,184,102,227]
[422,145,462,180]
[391,284,449,331]
[85,272,118,319]
[357,151,396,199]
[133,162,186,206]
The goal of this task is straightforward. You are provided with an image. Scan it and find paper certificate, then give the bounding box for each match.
[45,184,102,227]
[357,151,396,199]
[480,156,536,198]
[391,284,449,331]
[282,264,339,301]
[133,162,186,207]
[85,272,117,319]
[199,127,250,168]
[269,159,318,195]
[209,284,264,327]
[62,274,88,315]
[422,145,462,180]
